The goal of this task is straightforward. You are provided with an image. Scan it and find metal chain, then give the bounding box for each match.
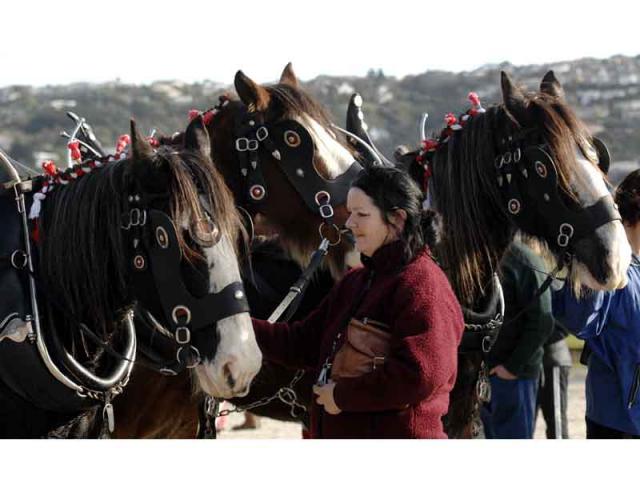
[214,369,307,419]
[464,315,503,332]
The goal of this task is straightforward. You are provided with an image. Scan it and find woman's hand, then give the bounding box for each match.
[313,381,342,415]
[490,364,518,380]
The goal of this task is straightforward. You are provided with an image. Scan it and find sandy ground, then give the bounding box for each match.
[217,364,588,439]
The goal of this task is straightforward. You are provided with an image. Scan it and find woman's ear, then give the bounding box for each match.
[389,208,407,234]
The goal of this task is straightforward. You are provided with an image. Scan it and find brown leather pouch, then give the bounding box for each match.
[330,318,391,380]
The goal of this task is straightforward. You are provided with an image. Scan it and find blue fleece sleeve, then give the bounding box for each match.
[552,283,613,339]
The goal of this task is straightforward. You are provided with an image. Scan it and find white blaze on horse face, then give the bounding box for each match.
[194,235,262,398]
[299,114,355,180]
[570,152,631,290]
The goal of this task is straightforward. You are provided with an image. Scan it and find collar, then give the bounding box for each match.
[360,240,410,274]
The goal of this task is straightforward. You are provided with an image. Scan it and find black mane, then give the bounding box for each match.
[38,145,243,345]
[429,92,594,306]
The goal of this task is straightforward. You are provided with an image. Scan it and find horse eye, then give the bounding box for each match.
[191,216,221,247]
[284,130,301,148]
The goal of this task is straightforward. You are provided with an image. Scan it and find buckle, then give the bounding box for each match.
[235,138,249,152]
[319,203,334,219]
[314,191,331,206]
[372,356,385,369]
[237,137,259,152]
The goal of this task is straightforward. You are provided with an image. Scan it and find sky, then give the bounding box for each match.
[0,0,638,87]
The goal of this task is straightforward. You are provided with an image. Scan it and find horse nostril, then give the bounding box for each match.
[223,362,236,390]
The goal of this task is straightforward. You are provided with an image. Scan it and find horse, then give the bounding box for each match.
[110,64,366,437]
[0,116,261,437]
[393,70,631,437]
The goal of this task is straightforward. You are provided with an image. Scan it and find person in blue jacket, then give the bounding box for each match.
[553,168,640,439]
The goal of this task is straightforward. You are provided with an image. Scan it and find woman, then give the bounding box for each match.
[252,166,464,438]
[553,168,640,438]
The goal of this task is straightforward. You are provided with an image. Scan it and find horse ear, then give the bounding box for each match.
[184,115,211,159]
[234,70,271,111]
[500,71,528,123]
[540,70,565,99]
[130,119,154,160]
[279,62,299,88]
[129,119,167,191]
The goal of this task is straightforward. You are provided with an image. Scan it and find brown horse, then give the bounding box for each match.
[113,64,359,438]
[394,70,631,437]
[0,116,262,438]
[108,118,263,438]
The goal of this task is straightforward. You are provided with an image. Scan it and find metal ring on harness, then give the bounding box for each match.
[314,190,331,206]
[319,223,341,246]
[513,147,522,163]
[10,250,28,269]
[319,203,334,219]
[256,126,269,141]
[557,223,574,248]
[176,345,201,368]
[175,326,191,345]
[171,305,192,325]
[481,335,493,354]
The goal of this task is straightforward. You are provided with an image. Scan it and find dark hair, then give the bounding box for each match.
[615,168,640,226]
[350,166,438,263]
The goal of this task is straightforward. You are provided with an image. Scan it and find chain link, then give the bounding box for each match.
[214,369,307,419]
[464,314,503,332]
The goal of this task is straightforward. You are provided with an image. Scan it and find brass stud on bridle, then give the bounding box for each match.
[284,130,301,148]
[156,226,169,249]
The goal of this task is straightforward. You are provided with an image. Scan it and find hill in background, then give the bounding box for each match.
[1,54,638,183]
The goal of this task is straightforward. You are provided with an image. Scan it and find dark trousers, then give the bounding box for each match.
[586,417,640,439]
[537,365,570,438]
[481,376,539,439]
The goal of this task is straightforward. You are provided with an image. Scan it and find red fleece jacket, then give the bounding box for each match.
[252,241,464,438]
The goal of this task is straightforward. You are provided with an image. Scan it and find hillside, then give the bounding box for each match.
[1,54,638,183]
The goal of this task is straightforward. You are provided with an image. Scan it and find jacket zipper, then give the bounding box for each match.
[627,364,640,409]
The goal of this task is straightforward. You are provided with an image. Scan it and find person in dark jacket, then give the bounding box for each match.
[553,169,640,438]
[480,237,555,439]
[536,322,572,439]
[252,166,464,438]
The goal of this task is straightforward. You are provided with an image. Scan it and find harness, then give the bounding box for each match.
[123,192,250,374]
[229,102,363,216]
[1,146,251,436]
[0,154,135,435]
[190,97,369,437]
[494,129,620,253]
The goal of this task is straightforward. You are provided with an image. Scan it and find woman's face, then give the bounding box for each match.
[345,187,396,257]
